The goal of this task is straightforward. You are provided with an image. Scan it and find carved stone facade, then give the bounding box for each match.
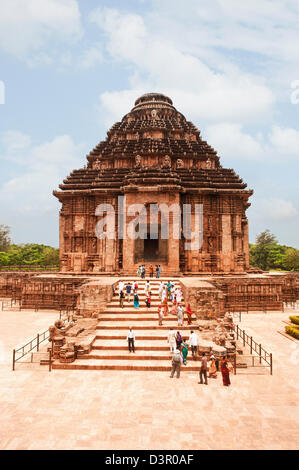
[53,93,253,275]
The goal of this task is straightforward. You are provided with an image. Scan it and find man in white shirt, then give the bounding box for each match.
[189,330,198,359]
[119,280,125,293]
[167,328,177,352]
[126,327,135,353]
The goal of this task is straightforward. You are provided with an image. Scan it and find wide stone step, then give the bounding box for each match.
[96,323,195,330]
[96,333,191,340]
[98,316,196,322]
[52,359,202,371]
[81,351,199,361]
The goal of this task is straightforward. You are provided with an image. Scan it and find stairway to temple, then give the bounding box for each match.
[54,279,202,371]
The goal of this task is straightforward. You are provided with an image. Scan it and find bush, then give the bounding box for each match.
[285,325,299,340]
[289,316,299,326]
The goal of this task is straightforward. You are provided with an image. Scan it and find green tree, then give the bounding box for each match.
[250,230,278,271]
[0,225,11,252]
[285,248,299,271]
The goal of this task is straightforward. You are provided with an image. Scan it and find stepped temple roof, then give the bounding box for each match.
[54,93,252,197]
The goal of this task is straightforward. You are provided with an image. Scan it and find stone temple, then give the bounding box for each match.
[2,93,298,318]
[53,93,253,276]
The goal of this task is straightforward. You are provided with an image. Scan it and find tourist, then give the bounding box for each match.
[158,281,164,298]
[119,280,125,293]
[170,349,182,378]
[162,296,168,316]
[119,289,125,309]
[170,302,178,316]
[177,304,184,326]
[144,280,150,295]
[161,287,167,303]
[155,265,160,278]
[145,292,151,309]
[158,265,162,277]
[168,328,177,352]
[158,305,163,325]
[208,355,217,379]
[176,287,183,304]
[126,327,135,353]
[137,266,142,278]
[141,265,146,279]
[126,282,132,302]
[199,353,208,385]
[166,281,172,300]
[176,331,183,350]
[134,292,140,308]
[133,280,138,293]
[181,339,189,365]
[186,304,193,324]
[149,264,154,278]
[188,330,198,359]
[221,356,231,386]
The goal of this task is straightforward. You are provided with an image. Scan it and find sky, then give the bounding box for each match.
[0,0,298,248]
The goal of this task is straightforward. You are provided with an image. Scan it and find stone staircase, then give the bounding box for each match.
[53,279,202,372]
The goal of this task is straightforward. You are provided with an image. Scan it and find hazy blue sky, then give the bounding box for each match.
[0,0,298,247]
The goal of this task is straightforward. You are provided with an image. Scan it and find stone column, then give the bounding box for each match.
[221,214,232,272]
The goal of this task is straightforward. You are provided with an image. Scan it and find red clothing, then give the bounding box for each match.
[221,361,231,386]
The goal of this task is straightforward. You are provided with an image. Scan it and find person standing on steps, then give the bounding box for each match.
[186,304,193,325]
[118,280,125,294]
[188,330,198,360]
[168,328,176,353]
[127,327,135,353]
[158,305,163,325]
[126,282,132,303]
[177,304,184,326]
[149,264,154,278]
[119,289,125,309]
[145,291,151,309]
[134,292,139,308]
[156,265,160,278]
[176,331,183,350]
[141,265,146,279]
[199,352,208,385]
[170,349,182,378]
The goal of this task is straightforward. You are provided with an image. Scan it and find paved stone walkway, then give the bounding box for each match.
[0,305,298,450]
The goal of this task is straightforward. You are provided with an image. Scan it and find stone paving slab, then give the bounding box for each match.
[0,308,298,449]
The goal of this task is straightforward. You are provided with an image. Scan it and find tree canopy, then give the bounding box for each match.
[250,230,299,271]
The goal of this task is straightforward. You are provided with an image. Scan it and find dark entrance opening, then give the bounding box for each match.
[144,236,159,261]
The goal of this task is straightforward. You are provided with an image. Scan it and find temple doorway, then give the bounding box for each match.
[144,236,159,261]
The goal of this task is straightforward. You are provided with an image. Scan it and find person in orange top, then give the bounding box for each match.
[186,304,193,325]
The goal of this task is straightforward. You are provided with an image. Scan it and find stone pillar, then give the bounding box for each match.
[221,214,232,272]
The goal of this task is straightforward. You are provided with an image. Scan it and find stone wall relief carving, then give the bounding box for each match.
[135,155,142,168]
[176,158,184,169]
[162,155,172,168]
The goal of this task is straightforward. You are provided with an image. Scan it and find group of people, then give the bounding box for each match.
[158,281,193,326]
[137,265,162,278]
[118,280,152,309]
[126,327,232,386]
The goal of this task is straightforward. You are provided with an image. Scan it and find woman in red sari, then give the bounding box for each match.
[186,304,193,325]
[221,356,231,386]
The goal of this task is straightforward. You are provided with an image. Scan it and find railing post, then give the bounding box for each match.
[37,333,40,352]
[12,349,15,371]
[270,353,273,375]
[243,330,245,347]
[234,354,236,375]
[236,324,239,340]
[49,350,52,372]
[250,336,253,354]
[259,344,262,364]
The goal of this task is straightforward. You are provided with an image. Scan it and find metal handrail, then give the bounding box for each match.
[233,323,273,375]
[12,328,50,371]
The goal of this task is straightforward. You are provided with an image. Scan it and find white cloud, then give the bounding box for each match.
[254,198,298,220]
[0,0,83,63]
[269,126,299,157]
[0,132,84,215]
[78,44,104,69]
[91,7,274,125]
